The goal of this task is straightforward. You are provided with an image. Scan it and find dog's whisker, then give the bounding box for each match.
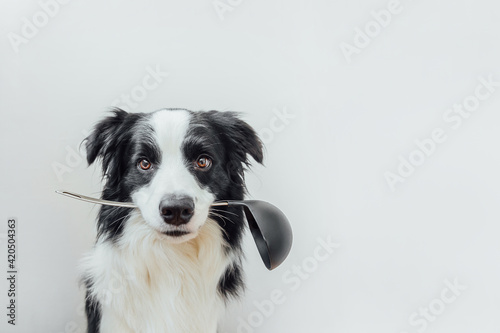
[208,213,231,239]
[107,209,134,239]
[209,211,237,226]
[210,208,239,217]
[107,210,134,228]
[208,213,227,227]
[209,212,227,227]
[210,212,237,223]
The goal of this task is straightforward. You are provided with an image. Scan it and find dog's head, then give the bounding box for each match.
[85,108,263,243]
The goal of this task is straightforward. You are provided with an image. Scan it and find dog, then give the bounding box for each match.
[80,108,263,333]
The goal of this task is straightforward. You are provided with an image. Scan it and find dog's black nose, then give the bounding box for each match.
[159,197,195,226]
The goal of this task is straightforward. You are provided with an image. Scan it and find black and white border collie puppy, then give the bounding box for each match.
[81,108,263,333]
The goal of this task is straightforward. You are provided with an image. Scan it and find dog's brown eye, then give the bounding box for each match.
[139,159,152,170]
[196,156,212,169]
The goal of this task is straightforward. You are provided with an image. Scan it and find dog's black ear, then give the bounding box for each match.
[206,111,264,190]
[85,109,128,165]
[211,111,264,166]
[84,109,129,182]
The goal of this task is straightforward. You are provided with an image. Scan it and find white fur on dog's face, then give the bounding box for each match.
[131,110,215,243]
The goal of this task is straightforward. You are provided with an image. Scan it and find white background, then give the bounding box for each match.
[1,0,500,332]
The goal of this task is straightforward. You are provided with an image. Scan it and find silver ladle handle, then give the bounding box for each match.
[55,190,229,208]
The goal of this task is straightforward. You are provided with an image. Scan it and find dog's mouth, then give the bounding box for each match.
[162,230,190,237]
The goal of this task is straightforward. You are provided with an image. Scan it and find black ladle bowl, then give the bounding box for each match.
[213,200,293,270]
[56,191,293,270]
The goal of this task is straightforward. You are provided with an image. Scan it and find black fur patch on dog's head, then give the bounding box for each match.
[186,111,264,248]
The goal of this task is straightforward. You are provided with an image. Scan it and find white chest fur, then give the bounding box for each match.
[81,213,231,333]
